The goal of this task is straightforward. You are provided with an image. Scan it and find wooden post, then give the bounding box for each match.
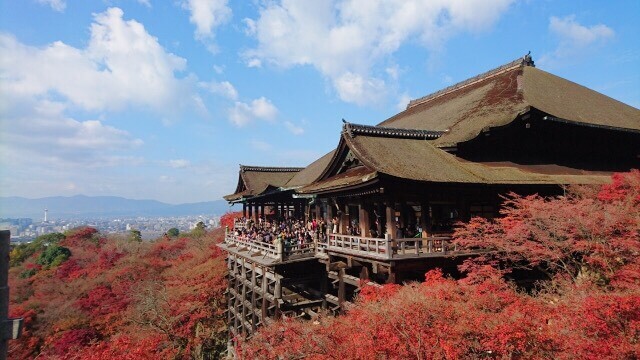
[260,204,264,219]
[261,267,267,321]
[315,204,321,220]
[385,200,396,237]
[337,268,345,313]
[1,230,23,360]
[376,202,383,238]
[242,203,247,218]
[420,201,429,238]
[250,263,257,332]
[247,203,253,219]
[326,202,334,235]
[359,203,370,237]
[340,204,349,235]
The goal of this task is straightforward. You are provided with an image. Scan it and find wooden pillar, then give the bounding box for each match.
[420,201,430,238]
[315,204,321,220]
[385,199,396,237]
[250,263,257,332]
[260,204,264,219]
[337,268,345,313]
[340,203,349,235]
[359,203,370,237]
[242,203,247,218]
[247,202,253,219]
[326,202,334,235]
[261,267,267,321]
[376,202,383,237]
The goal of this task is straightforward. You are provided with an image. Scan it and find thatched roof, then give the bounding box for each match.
[223,166,302,202]
[297,126,611,194]
[283,150,336,189]
[379,56,639,147]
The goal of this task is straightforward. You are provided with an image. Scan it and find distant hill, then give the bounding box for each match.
[0,195,233,219]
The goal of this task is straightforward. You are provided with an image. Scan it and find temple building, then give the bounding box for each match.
[219,54,640,341]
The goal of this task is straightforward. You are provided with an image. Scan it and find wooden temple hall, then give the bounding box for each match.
[219,54,640,340]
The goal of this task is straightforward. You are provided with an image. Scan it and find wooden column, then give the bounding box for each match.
[376,202,384,237]
[359,203,370,237]
[385,199,396,237]
[250,262,257,332]
[259,204,264,219]
[337,268,346,313]
[242,203,247,218]
[340,204,349,234]
[247,202,253,219]
[420,201,430,238]
[261,267,267,321]
[326,202,334,234]
[315,204,321,220]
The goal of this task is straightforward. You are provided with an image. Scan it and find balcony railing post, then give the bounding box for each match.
[385,233,393,259]
[276,240,284,261]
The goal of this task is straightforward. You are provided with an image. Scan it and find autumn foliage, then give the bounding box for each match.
[8,216,233,359]
[240,172,640,359]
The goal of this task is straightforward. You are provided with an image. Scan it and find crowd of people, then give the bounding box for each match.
[231,216,328,251]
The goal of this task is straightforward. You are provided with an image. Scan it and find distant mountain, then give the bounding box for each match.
[0,195,233,219]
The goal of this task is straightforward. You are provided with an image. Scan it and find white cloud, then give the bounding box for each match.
[228,97,278,127]
[201,80,238,100]
[395,92,411,111]
[181,0,231,39]
[0,8,195,113]
[212,64,225,74]
[539,16,615,67]
[168,159,191,168]
[247,58,262,68]
[0,95,143,169]
[137,0,152,7]
[37,0,66,12]
[244,0,514,105]
[333,72,386,106]
[283,121,304,135]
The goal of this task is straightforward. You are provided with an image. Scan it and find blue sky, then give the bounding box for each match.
[1,0,638,204]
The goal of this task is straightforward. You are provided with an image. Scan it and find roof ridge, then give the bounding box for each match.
[407,53,534,109]
[342,122,446,139]
[239,165,304,172]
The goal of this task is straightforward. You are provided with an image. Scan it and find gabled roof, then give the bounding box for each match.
[223,165,302,202]
[379,55,640,147]
[283,150,336,189]
[297,122,610,194]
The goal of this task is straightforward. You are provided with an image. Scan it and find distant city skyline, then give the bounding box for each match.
[1,1,638,203]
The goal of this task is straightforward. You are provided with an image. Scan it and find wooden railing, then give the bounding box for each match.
[395,236,456,255]
[324,233,456,259]
[226,219,458,261]
[326,234,391,260]
[224,229,316,262]
[233,219,247,230]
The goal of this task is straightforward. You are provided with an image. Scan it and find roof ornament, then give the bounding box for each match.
[523,51,535,67]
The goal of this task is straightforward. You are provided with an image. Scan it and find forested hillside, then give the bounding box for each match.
[7,172,639,359]
[8,213,239,359]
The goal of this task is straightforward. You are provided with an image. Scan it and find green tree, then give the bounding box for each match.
[129,229,142,242]
[9,232,66,267]
[167,228,180,237]
[36,244,71,268]
[190,222,206,237]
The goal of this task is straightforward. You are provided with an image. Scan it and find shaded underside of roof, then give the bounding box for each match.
[284,150,336,188]
[378,59,639,148]
[344,134,611,186]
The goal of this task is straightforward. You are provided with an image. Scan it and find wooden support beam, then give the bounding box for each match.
[359,204,370,237]
[337,268,346,313]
